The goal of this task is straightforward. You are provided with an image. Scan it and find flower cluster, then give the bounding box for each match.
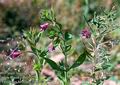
[81,28,91,38]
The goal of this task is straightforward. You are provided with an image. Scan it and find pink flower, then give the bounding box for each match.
[11,51,21,59]
[40,22,49,31]
[48,43,55,52]
[81,28,91,38]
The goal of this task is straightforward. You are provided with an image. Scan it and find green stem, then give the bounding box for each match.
[63,42,69,85]
[64,51,68,85]
[36,70,40,84]
[56,20,70,85]
[64,71,68,85]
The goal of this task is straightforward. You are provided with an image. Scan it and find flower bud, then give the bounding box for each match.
[48,43,55,52]
[40,22,49,31]
[11,51,21,59]
[81,28,91,38]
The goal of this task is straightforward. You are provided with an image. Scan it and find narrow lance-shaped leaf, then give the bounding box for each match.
[40,50,47,57]
[65,32,72,41]
[65,45,71,52]
[35,32,41,43]
[56,21,62,30]
[54,38,60,47]
[70,51,87,69]
[43,57,63,71]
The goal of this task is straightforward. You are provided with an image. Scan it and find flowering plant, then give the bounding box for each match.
[21,9,90,85]
[4,7,120,85]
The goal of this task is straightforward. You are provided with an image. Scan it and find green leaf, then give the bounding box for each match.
[65,32,72,41]
[35,32,41,43]
[102,63,114,71]
[49,8,55,20]
[31,47,41,56]
[56,71,65,81]
[23,31,35,46]
[54,38,60,47]
[40,50,47,57]
[43,57,63,71]
[65,45,71,52]
[24,31,32,39]
[48,30,56,39]
[41,9,55,21]
[33,64,41,71]
[70,51,87,69]
[56,21,62,29]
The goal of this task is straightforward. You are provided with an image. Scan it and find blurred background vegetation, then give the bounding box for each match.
[0,0,117,37]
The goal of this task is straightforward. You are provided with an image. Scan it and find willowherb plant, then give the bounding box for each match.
[37,9,91,85]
